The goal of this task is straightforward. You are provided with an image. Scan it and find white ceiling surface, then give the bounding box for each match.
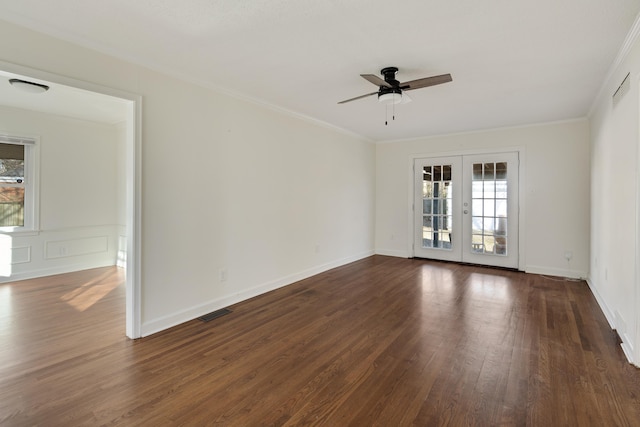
[0,70,129,124]
[0,0,639,140]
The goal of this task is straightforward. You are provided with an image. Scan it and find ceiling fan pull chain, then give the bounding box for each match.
[385,104,388,126]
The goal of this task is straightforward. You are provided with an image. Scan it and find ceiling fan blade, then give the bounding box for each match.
[360,74,392,88]
[400,73,452,90]
[337,91,378,104]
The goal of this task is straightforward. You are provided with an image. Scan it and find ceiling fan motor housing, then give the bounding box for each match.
[380,67,400,86]
[378,67,402,103]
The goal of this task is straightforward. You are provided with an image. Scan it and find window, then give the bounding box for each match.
[0,135,37,232]
[471,162,508,255]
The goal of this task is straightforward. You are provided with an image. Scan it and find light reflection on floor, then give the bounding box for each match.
[467,272,512,301]
[416,263,517,349]
[60,270,122,311]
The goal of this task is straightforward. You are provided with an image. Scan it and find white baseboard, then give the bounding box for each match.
[375,248,410,258]
[0,259,117,283]
[586,278,616,329]
[525,265,587,279]
[621,332,636,366]
[587,277,637,366]
[141,250,375,337]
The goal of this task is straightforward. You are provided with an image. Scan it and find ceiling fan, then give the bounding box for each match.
[338,67,452,105]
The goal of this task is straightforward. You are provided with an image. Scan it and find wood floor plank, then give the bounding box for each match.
[3,257,640,426]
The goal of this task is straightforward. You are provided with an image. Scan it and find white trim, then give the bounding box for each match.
[517,147,526,272]
[0,260,117,284]
[407,155,415,257]
[525,265,587,280]
[587,278,638,367]
[588,11,640,117]
[586,278,616,328]
[25,141,38,232]
[611,13,640,79]
[0,133,39,233]
[636,71,640,366]
[622,334,636,367]
[0,134,36,145]
[378,118,589,145]
[407,146,527,160]
[141,250,374,337]
[126,96,142,339]
[375,249,410,258]
[0,60,143,339]
[201,81,372,143]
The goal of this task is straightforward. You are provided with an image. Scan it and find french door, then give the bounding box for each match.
[413,152,519,269]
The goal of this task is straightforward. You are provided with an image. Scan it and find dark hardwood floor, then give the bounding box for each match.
[2,255,640,426]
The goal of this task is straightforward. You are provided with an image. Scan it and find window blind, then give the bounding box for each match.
[0,142,25,160]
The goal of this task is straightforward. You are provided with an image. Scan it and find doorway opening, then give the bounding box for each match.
[0,61,141,338]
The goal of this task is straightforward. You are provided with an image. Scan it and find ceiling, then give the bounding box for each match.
[0,70,129,124]
[0,0,639,140]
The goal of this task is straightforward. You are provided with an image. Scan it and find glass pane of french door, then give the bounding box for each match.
[462,152,519,268]
[414,156,462,262]
[470,161,508,255]
[421,164,453,249]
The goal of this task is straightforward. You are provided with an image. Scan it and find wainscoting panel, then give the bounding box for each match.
[11,246,31,264]
[0,225,123,283]
[45,236,109,260]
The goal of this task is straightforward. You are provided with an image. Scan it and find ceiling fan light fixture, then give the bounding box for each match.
[338,67,452,105]
[378,92,402,105]
[9,78,50,94]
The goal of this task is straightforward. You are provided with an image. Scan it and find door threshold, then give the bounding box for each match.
[410,256,520,272]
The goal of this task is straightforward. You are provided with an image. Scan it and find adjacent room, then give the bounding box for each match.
[1,0,640,424]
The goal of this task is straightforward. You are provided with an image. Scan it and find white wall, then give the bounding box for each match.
[589,23,640,364]
[0,106,122,280]
[376,119,591,278]
[0,20,376,335]
[140,75,375,332]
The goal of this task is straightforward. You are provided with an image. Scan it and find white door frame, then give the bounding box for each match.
[0,61,143,338]
[408,146,526,271]
[634,73,640,366]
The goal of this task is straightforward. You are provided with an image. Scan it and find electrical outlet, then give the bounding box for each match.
[564,251,573,261]
[219,268,228,282]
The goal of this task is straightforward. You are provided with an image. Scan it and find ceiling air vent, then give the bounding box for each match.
[612,72,630,107]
